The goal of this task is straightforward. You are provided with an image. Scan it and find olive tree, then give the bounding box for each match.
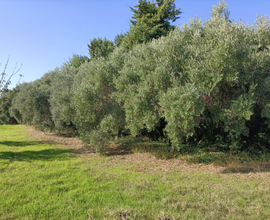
[49,57,87,134]
[0,90,17,125]
[72,46,127,154]
[10,71,56,131]
[114,0,270,151]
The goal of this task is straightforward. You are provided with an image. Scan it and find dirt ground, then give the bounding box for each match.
[26,126,270,183]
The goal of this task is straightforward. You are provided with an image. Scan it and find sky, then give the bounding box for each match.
[1,0,270,88]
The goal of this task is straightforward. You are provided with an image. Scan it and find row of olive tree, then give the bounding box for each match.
[2,1,270,154]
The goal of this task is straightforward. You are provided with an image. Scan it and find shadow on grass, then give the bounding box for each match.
[181,151,270,173]
[0,141,38,147]
[221,163,270,173]
[108,137,179,159]
[0,149,72,161]
[115,136,270,174]
[182,152,228,164]
[106,144,133,156]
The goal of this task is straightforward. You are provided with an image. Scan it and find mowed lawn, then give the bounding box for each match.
[1,125,270,219]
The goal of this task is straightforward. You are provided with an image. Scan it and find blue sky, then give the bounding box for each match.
[1,0,269,88]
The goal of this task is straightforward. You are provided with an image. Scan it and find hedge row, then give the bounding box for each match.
[2,2,270,153]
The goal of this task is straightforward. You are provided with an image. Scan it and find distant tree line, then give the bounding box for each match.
[0,56,23,120]
[1,0,270,154]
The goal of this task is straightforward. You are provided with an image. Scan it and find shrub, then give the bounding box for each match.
[72,47,127,153]
[114,1,270,151]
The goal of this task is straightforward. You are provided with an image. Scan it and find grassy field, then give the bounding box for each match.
[1,125,270,219]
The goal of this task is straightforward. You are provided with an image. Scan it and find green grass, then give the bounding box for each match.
[1,125,270,219]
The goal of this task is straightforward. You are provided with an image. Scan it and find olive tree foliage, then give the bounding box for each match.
[5,1,270,154]
[112,0,270,151]
[72,46,127,154]
[0,90,17,125]
[49,55,88,133]
[9,83,32,124]
[32,72,57,131]
[8,54,86,132]
[10,71,56,131]
[114,24,192,144]
[182,2,270,150]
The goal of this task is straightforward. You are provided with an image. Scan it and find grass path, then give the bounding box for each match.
[1,125,270,219]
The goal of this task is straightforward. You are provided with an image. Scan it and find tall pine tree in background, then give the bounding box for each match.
[88,37,114,59]
[87,1,181,55]
[67,54,89,68]
[123,0,182,50]
[114,33,127,47]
